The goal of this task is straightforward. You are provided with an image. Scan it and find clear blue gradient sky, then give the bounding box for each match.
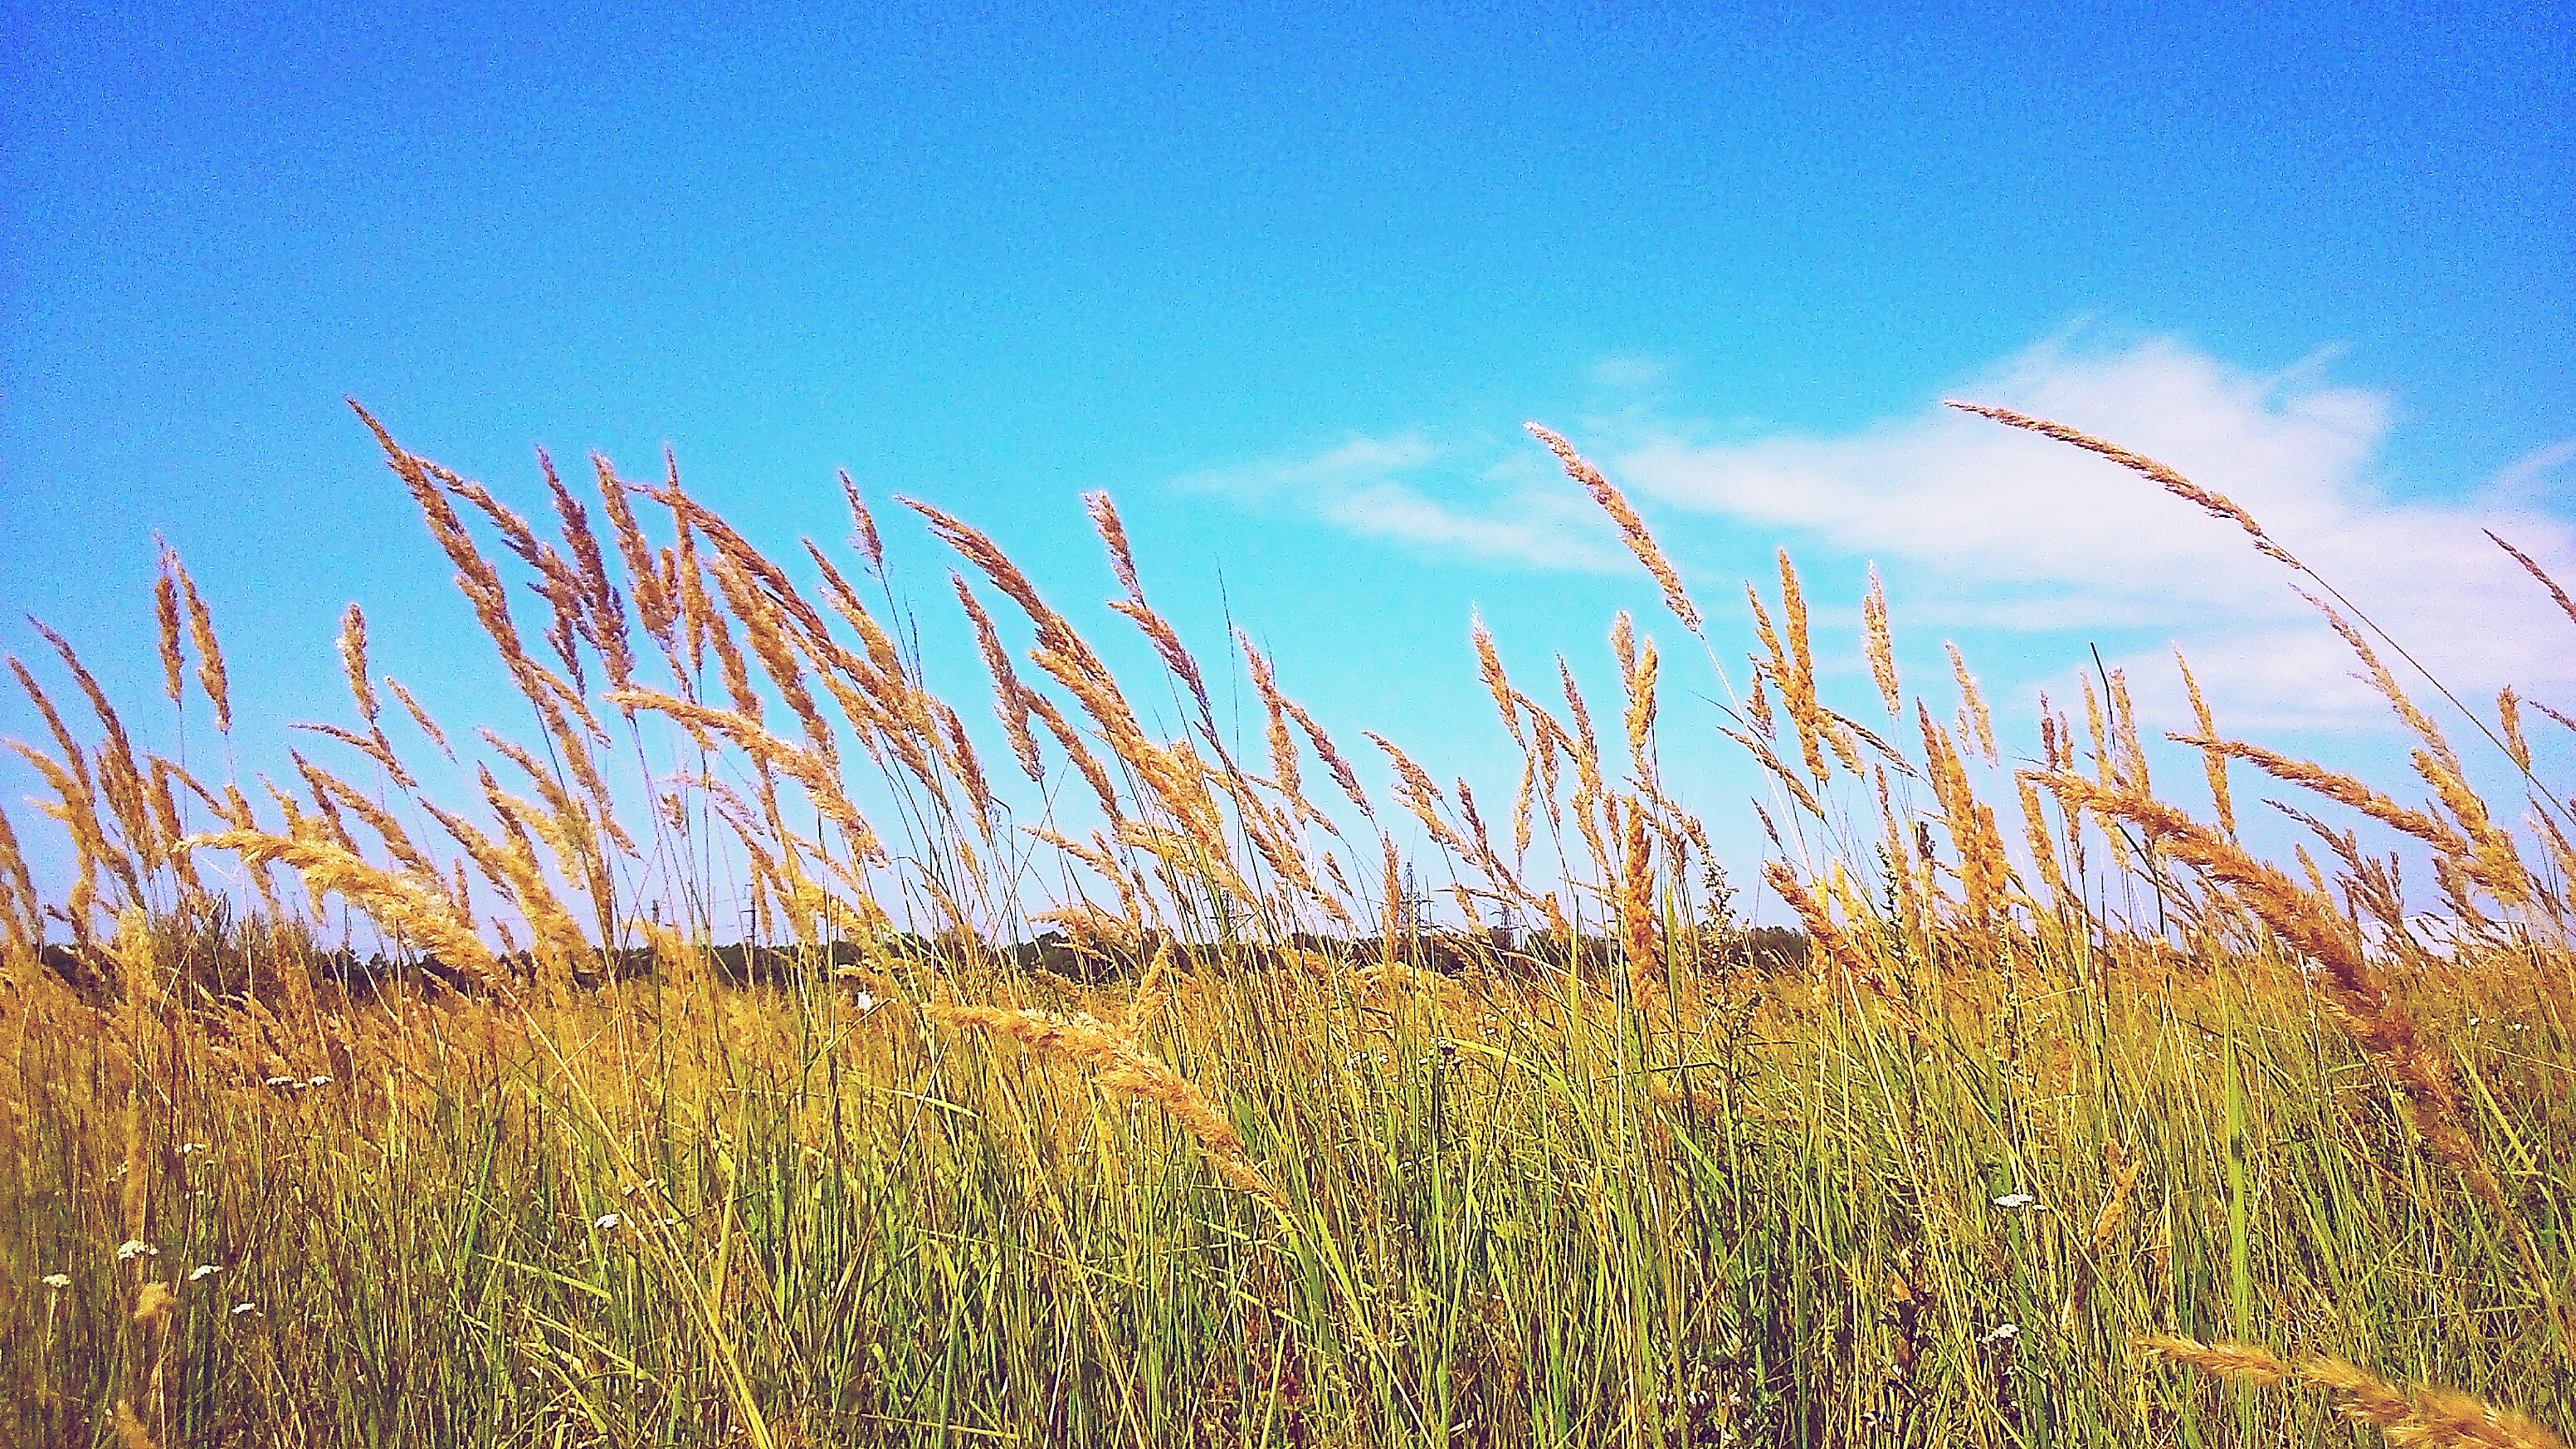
[4,0,2571,925]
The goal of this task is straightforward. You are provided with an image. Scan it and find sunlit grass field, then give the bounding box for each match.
[2,406,2569,1447]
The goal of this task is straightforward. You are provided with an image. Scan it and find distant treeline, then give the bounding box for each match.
[31,921,1815,1005]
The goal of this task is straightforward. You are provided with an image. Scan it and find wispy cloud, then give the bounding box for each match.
[1191,334,2576,730]
[1172,430,1628,572]
[1576,333,2576,725]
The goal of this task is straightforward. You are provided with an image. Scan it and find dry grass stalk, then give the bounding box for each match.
[2488,529,2576,630]
[1617,799,1659,992]
[1472,613,1525,749]
[2499,687,2531,774]
[1917,703,2008,943]
[291,720,418,792]
[2175,734,2466,858]
[1528,422,1702,633]
[2036,773,2530,1217]
[383,676,460,766]
[2175,649,2237,838]
[1748,583,1827,787]
[955,574,1045,785]
[338,605,380,727]
[185,827,507,992]
[1022,687,1125,822]
[734,563,847,777]
[595,456,676,652]
[1367,733,1474,864]
[1764,861,1924,1038]
[0,801,38,963]
[1237,632,1322,825]
[1863,564,1900,717]
[926,1002,1293,1221]
[1623,632,1660,778]
[1946,402,2300,568]
[839,470,886,575]
[169,553,230,734]
[2133,1336,2568,1449]
[1947,642,1996,767]
[26,619,159,879]
[1285,695,1369,815]
[152,554,185,710]
[544,454,631,692]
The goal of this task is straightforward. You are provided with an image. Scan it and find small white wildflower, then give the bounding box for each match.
[41,1272,71,1290]
[263,1076,300,1089]
[305,1075,332,1087]
[230,1301,260,1316]
[595,1213,622,1231]
[849,990,880,1015]
[1982,1323,2020,1343]
[179,1142,209,1156]
[1993,1193,2037,1209]
[188,1263,224,1281]
[115,1240,159,1261]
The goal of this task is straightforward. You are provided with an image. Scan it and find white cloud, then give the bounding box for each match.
[1576,334,2576,725]
[1173,431,1628,572]
[1184,334,2576,729]
[2482,437,2576,509]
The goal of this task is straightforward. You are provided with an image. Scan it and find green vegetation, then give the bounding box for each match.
[1,406,2568,1446]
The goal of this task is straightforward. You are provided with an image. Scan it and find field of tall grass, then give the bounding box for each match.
[2,402,2569,1447]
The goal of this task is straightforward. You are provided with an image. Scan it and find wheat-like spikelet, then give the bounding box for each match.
[1948,402,2301,567]
[707,551,838,768]
[1617,798,1659,993]
[673,516,712,677]
[1237,632,1319,823]
[2174,734,2466,857]
[1471,612,1525,749]
[339,603,380,724]
[1748,587,1827,787]
[152,559,185,710]
[2498,687,2532,773]
[2488,529,2576,629]
[1020,687,1125,822]
[1366,733,1474,864]
[1528,422,1701,633]
[934,697,998,836]
[185,827,507,992]
[1946,642,1996,768]
[380,676,459,767]
[1765,861,1924,1037]
[2169,649,2237,839]
[168,554,230,734]
[2134,1337,2568,1448]
[1917,703,2008,941]
[291,720,419,792]
[2015,774,2073,917]
[1623,634,1660,778]
[1863,563,1900,718]
[925,1002,1293,1220]
[954,573,1045,784]
[835,468,886,575]
[0,801,37,963]
[594,456,676,651]
[27,620,161,880]
[544,454,634,696]
[1284,695,1369,815]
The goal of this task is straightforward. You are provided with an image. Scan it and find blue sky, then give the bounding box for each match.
[4,0,2571,929]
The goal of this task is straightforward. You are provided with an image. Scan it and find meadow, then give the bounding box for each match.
[1,403,2569,1447]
